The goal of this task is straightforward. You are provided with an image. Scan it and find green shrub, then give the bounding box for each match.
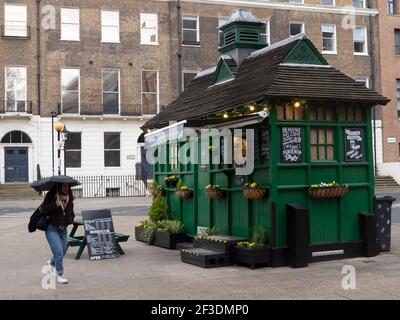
[157,219,184,234]
[251,226,267,248]
[150,180,159,189]
[143,221,158,245]
[203,226,219,236]
[148,196,168,222]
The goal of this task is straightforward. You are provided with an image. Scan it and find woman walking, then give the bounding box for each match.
[40,182,75,284]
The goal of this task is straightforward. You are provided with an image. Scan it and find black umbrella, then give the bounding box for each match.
[31,175,81,192]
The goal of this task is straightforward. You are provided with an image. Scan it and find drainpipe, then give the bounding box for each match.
[367,0,378,176]
[176,0,183,94]
[36,0,41,115]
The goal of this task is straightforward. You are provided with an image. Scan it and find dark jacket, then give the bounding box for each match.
[40,199,75,227]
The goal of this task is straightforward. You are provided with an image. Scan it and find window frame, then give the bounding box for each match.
[182,70,199,91]
[289,21,305,37]
[60,7,80,41]
[355,77,369,88]
[140,12,158,45]
[101,10,120,43]
[353,26,368,55]
[141,69,159,114]
[102,68,120,115]
[310,127,336,162]
[321,24,337,54]
[65,132,82,168]
[352,0,366,8]
[182,14,200,46]
[61,68,80,114]
[321,0,335,5]
[4,65,27,112]
[104,132,121,168]
[397,79,400,119]
[4,4,28,37]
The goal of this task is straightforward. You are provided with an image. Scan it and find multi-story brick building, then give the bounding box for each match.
[374,0,400,182]
[0,0,381,193]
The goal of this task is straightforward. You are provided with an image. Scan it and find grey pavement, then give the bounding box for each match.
[0,195,400,299]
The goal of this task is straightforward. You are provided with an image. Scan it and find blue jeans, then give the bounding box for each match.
[45,224,68,276]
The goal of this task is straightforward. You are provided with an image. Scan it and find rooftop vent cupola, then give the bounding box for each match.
[218,9,267,65]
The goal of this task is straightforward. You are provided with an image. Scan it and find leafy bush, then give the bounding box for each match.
[250,226,267,248]
[148,195,168,222]
[150,180,159,189]
[202,226,219,236]
[143,221,158,245]
[157,219,184,234]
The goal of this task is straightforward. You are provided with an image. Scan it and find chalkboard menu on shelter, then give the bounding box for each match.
[281,127,303,163]
[344,128,363,162]
[261,128,270,161]
[81,209,119,261]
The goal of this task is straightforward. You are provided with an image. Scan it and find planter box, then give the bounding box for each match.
[234,246,271,269]
[175,190,193,199]
[308,185,349,199]
[135,226,145,242]
[149,188,165,197]
[206,189,225,199]
[243,188,267,200]
[153,231,187,249]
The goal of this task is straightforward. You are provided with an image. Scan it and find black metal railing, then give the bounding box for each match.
[1,100,32,114]
[1,25,31,38]
[69,175,147,198]
[58,103,161,117]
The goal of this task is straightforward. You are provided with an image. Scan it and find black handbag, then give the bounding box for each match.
[28,207,50,232]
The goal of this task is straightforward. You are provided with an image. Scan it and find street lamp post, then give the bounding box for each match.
[54,122,64,175]
[61,126,69,176]
[51,111,58,175]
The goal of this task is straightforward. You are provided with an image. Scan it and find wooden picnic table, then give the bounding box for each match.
[67,219,130,260]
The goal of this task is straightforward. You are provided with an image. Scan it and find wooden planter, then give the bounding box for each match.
[234,246,271,269]
[153,231,187,249]
[149,188,165,197]
[206,189,225,200]
[135,226,145,242]
[308,185,349,199]
[243,188,267,200]
[176,190,193,199]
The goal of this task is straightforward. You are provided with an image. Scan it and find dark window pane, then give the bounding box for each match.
[11,131,21,143]
[19,149,26,155]
[354,42,365,53]
[66,151,81,168]
[105,150,120,167]
[1,133,10,143]
[183,18,197,29]
[142,93,157,114]
[21,132,31,143]
[183,30,197,42]
[62,92,79,113]
[142,71,158,92]
[65,132,81,150]
[103,93,119,114]
[183,72,196,89]
[103,70,119,92]
[104,132,120,149]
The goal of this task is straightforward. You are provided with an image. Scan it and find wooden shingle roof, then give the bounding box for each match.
[144,34,389,129]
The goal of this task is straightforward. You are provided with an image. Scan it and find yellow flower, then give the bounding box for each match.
[250,182,257,188]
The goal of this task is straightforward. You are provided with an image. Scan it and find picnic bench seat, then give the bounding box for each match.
[67,219,130,260]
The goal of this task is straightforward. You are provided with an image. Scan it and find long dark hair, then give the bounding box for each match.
[42,183,74,208]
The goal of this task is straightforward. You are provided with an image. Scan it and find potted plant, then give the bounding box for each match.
[205,184,225,199]
[135,195,168,243]
[153,219,186,249]
[164,175,179,188]
[148,180,165,197]
[308,181,349,199]
[234,226,271,269]
[243,182,267,200]
[175,179,193,199]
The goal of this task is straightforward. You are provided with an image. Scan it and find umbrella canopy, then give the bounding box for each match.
[31,175,81,192]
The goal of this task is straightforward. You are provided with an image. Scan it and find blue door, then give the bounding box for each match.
[5,147,28,182]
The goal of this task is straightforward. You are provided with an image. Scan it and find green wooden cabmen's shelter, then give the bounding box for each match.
[142,9,390,267]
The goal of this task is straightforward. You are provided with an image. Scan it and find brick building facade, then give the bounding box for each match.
[0,0,382,188]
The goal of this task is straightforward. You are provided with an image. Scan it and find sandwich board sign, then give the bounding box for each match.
[81,209,119,261]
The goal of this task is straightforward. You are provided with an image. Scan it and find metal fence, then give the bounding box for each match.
[70,175,147,198]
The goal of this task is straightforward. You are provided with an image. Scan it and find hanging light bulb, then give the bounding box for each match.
[223,113,229,119]
[294,101,301,108]
[249,104,256,112]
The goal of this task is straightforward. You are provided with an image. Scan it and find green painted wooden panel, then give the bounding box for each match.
[342,166,368,184]
[213,59,234,84]
[276,189,308,247]
[309,166,338,184]
[196,166,211,228]
[213,197,229,234]
[309,198,339,243]
[168,190,181,220]
[284,40,327,65]
[277,167,307,186]
[181,174,196,234]
[230,191,249,237]
[340,187,369,241]
[250,199,270,244]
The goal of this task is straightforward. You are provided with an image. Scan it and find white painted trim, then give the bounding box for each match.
[353,26,368,55]
[61,67,80,115]
[60,7,80,41]
[140,12,159,46]
[289,21,305,37]
[141,70,160,114]
[279,63,332,68]
[169,0,378,16]
[102,68,121,115]
[4,65,27,113]
[182,14,200,43]
[321,24,337,54]
[101,10,120,43]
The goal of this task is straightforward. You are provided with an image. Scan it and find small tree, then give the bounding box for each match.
[148,195,168,222]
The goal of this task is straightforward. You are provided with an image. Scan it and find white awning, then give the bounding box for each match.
[144,120,187,148]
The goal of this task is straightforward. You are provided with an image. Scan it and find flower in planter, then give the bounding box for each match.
[208,146,216,152]
[242,182,267,200]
